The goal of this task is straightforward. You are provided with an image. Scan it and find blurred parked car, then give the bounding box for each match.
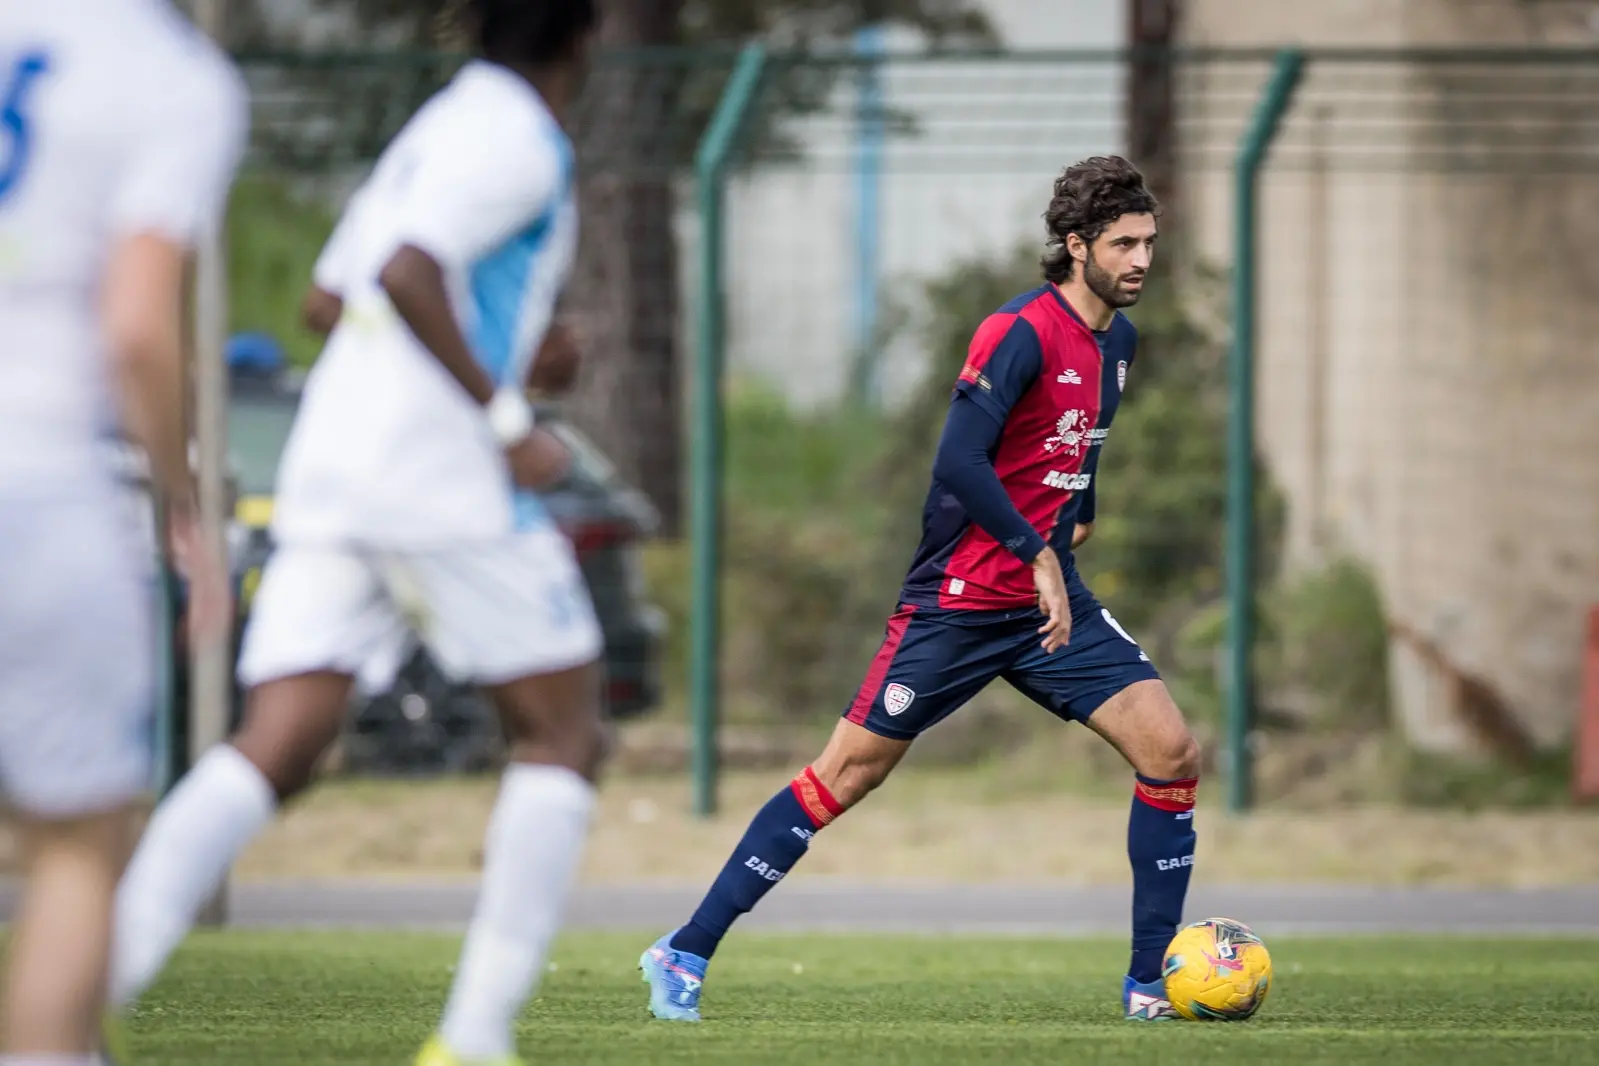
[166,333,665,775]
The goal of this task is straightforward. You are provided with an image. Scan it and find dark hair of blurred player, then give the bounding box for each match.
[463,0,598,68]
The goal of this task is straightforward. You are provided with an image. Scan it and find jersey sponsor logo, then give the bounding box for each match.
[1042,470,1092,491]
[1117,360,1128,392]
[1044,409,1089,456]
[883,682,916,716]
[1057,367,1082,385]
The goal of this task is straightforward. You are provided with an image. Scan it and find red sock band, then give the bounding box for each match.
[1134,777,1198,813]
[790,766,845,829]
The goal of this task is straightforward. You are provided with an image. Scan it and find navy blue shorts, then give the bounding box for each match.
[843,576,1160,741]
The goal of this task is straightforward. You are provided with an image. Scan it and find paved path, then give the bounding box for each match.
[85,881,1599,936]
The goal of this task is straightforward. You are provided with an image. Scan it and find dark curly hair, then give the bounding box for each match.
[1040,156,1159,284]
[440,0,599,64]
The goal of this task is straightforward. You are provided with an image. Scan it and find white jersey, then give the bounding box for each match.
[0,0,248,492]
[272,61,578,546]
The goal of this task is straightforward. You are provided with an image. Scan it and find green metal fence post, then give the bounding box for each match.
[690,44,767,818]
[1226,48,1304,815]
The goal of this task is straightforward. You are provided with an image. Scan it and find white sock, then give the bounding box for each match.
[109,746,277,1007]
[438,764,595,1061]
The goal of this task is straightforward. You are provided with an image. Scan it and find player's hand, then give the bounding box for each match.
[527,321,582,395]
[505,427,572,491]
[168,502,233,647]
[1032,546,1072,653]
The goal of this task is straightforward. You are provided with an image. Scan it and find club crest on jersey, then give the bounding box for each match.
[883,683,916,716]
[1044,409,1088,457]
[1117,360,1128,392]
[1057,367,1082,385]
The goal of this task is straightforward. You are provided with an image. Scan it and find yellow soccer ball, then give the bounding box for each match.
[1161,918,1273,1021]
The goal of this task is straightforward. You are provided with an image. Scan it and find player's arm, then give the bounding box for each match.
[526,319,581,396]
[938,317,1071,649]
[931,396,1046,562]
[302,183,371,335]
[379,246,495,403]
[104,73,246,511]
[937,317,1047,561]
[380,125,569,487]
[104,237,193,509]
[104,64,249,640]
[1072,482,1096,548]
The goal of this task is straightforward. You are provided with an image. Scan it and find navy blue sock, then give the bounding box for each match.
[670,767,842,961]
[1126,774,1198,984]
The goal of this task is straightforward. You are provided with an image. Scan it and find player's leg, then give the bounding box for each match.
[406,530,605,1066]
[1004,593,1198,1019]
[0,494,156,1062]
[1083,677,1201,1015]
[643,605,1003,1022]
[109,546,400,1011]
[5,811,133,1060]
[666,716,911,950]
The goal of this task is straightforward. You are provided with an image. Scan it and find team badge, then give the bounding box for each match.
[884,683,916,716]
[1117,360,1128,392]
[1044,409,1088,456]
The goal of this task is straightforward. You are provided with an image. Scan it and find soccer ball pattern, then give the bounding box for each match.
[1162,917,1273,1021]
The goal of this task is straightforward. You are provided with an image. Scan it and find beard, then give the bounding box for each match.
[1083,249,1143,309]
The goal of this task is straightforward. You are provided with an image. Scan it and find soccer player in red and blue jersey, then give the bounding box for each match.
[642,156,1200,1023]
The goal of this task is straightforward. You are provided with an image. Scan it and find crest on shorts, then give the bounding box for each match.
[1044,409,1088,457]
[1117,360,1128,392]
[884,683,916,716]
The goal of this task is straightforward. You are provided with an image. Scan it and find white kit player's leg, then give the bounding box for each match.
[437,763,595,1060]
[0,492,159,1059]
[110,546,403,1010]
[394,529,605,1063]
[108,745,276,1007]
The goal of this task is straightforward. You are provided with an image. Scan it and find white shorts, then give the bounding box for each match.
[0,491,155,817]
[238,529,602,694]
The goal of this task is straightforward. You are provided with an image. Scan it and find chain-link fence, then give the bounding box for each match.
[224,47,1599,800]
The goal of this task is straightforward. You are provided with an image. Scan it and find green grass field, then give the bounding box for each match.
[127,931,1598,1065]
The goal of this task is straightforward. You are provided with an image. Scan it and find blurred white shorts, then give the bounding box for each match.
[0,491,155,817]
[238,528,602,695]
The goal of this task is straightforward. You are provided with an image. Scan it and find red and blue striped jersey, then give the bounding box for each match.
[900,284,1137,610]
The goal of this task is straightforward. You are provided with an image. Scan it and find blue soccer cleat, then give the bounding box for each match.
[1123,974,1179,1021]
[640,932,707,1022]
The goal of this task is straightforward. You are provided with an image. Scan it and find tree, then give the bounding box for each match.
[231,0,993,533]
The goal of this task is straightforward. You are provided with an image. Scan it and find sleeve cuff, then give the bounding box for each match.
[1005,530,1048,565]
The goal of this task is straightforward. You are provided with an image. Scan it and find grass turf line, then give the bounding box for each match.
[127,931,1599,1065]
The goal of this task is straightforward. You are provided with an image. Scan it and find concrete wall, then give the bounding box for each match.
[1181,0,1599,750]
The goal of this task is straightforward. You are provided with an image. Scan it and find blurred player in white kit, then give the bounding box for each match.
[0,2,246,1063]
[108,2,608,1064]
